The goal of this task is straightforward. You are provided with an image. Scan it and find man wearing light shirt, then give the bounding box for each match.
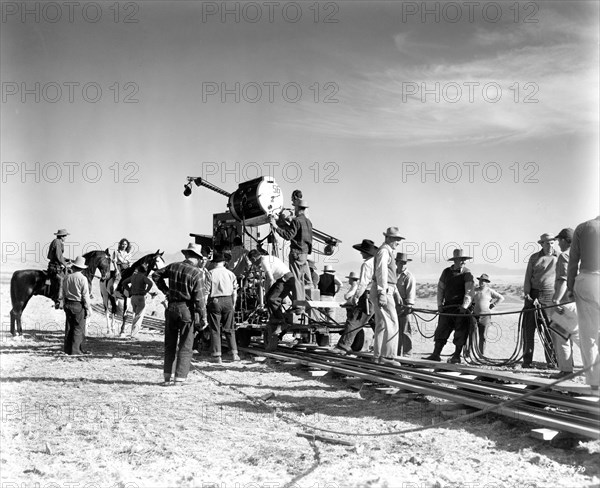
[371,227,405,365]
[333,239,378,355]
[567,216,600,392]
[248,249,297,350]
[522,233,558,369]
[206,253,239,362]
[62,256,91,356]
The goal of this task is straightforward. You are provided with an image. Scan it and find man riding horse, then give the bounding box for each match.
[47,228,71,309]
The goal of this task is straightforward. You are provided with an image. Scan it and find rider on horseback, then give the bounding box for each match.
[47,228,71,309]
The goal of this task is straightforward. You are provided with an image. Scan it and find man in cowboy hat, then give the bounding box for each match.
[152,243,207,386]
[425,249,474,364]
[206,252,239,363]
[332,239,378,354]
[395,252,416,357]
[471,273,504,355]
[567,216,600,392]
[62,256,91,355]
[522,233,558,369]
[371,227,405,365]
[317,264,343,318]
[270,198,313,308]
[47,228,71,309]
[343,271,360,322]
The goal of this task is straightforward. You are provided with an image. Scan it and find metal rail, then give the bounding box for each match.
[239,344,600,439]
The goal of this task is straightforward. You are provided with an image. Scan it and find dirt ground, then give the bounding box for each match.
[1,267,599,488]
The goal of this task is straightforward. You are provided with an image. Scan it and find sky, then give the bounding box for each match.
[1,0,599,281]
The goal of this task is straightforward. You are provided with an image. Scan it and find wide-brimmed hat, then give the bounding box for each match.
[447,249,472,261]
[537,233,556,244]
[395,252,412,263]
[323,264,335,273]
[352,239,378,257]
[554,228,574,241]
[211,252,227,263]
[294,199,309,208]
[181,242,203,259]
[383,227,404,240]
[54,228,70,236]
[477,273,490,282]
[345,271,358,280]
[71,256,87,269]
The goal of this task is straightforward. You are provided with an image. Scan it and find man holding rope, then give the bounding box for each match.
[425,249,474,364]
[522,233,558,369]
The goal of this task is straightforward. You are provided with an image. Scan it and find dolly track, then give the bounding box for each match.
[239,343,600,439]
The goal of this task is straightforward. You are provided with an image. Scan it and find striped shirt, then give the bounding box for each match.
[152,260,205,312]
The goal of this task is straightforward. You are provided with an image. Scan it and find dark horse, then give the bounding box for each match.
[9,249,112,337]
[99,250,165,335]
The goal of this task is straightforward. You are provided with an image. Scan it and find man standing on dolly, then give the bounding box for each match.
[270,199,313,310]
[522,233,558,369]
[371,227,404,365]
[425,249,474,364]
[152,243,206,386]
[567,216,600,394]
[395,252,416,357]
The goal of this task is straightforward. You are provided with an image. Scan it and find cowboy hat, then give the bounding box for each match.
[395,252,412,263]
[54,228,70,236]
[477,273,490,282]
[70,256,87,269]
[181,242,203,259]
[554,228,574,241]
[352,239,378,257]
[447,249,472,261]
[383,227,404,240]
[323,264,335,273]
[345,271,358,280]
[537,233,556,244]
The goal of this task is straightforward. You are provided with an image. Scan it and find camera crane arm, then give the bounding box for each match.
[184,176,231,197]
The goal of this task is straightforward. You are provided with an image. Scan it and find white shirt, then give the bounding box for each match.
[259,255,290,281]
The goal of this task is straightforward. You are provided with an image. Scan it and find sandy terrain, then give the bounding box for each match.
[1,261,599,488]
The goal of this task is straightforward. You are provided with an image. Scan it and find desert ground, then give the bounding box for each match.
[1,260,599,488]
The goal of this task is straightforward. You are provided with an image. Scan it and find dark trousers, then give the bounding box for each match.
[522,289,556,365]
[266,275,296,322]
[397,306,413,356]
[64,301,86,355]
[49,265,65,304]
[164,302,195,379]
[433,305,470,354]
[208,296,237,357]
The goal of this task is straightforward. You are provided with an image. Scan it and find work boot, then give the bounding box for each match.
[425,342,444,361]
[447,355,461,364]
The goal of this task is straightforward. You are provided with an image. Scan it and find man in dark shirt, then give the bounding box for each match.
[152,243,206,386]
[425,249,474,364]
[271,199,313,307]
[47,228,71,309]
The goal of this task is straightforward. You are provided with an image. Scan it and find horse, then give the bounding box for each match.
[9,249,112,337]
[99,250,165,335]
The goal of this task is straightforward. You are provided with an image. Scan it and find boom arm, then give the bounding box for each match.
[185,176,231,197]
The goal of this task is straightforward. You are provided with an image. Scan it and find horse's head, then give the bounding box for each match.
[83,249,114,281]
[148,250,166,274]
[99,248,115,281]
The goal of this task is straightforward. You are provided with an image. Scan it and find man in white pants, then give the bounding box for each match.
[567,216,600,393]
[371,227,404,365]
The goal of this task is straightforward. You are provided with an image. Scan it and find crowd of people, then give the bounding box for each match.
[46,211,599,392]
